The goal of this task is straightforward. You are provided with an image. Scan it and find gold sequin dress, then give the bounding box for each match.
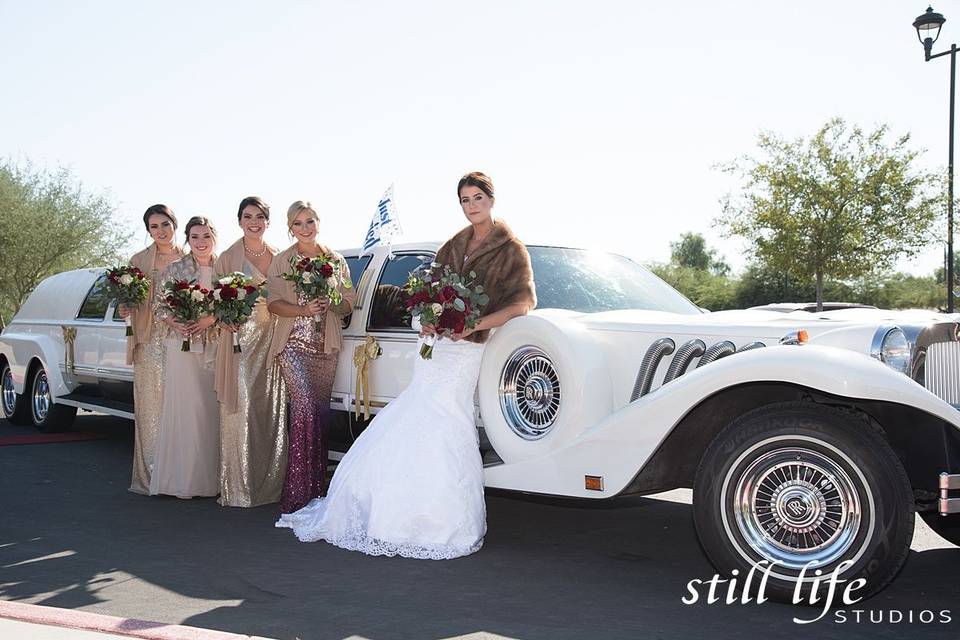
[129,253,178,495]
[218,261,288,507]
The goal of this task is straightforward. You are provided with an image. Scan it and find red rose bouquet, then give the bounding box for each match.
[160,279,212,351]
[280,254,352,332]
[403,264,488,359]
[105,265,150,337]
[210,272,264,353]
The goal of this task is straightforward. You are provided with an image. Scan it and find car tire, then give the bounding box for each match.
[919,511,960,547]
[693,401,914,603]
[1,361,31,425]
[29,364,76,433]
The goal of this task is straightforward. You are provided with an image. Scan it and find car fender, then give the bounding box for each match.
[0,332,68,397]
[479,314,613,464]
[483,344,960,498]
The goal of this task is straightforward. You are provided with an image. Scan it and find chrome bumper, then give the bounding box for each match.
[941,473,960,515]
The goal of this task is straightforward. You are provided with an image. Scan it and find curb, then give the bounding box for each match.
[0,601,276,640]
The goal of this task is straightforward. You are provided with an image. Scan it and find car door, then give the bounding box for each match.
[70,274,110,377]
[98,301,132,381]
[359,251,435,406]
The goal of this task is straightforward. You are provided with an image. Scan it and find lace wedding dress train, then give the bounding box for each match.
[276,337,487,559]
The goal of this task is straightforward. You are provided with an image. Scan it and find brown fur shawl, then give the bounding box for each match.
[434,219,536,344]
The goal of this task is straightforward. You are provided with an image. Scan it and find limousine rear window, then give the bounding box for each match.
[77,274,111,321]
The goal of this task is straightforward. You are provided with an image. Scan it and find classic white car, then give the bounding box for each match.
[2,243,958,601]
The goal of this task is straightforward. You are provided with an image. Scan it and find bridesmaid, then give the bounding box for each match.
[121,204,184,495]
[267,201,355,513]
[214,196,288,507]
[151,216,221,499]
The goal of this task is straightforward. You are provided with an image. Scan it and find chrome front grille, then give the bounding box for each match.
[924,341,960,405]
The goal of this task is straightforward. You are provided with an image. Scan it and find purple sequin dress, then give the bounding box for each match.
[277,294,337,513]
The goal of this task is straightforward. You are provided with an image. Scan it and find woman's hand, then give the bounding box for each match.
[302,298,330,317]
[186,316,216,336]
[450,325,476,342]
[118,304,131,319]
[165,317,190,336]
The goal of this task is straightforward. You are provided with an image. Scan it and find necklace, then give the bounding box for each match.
[244,240,268,257]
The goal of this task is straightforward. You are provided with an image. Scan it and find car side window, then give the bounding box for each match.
[367,253,434,331]
[341,255,373,329]
[77,274,111,320]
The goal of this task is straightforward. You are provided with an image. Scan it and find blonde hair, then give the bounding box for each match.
[286,200,318,233]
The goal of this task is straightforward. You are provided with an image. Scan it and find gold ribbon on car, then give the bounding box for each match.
[62,326,77,374]
[353,336,382,420]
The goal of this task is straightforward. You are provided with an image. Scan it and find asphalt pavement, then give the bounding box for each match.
[1,413,958,640]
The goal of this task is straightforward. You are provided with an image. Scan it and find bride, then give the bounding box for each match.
[276,171,537,559]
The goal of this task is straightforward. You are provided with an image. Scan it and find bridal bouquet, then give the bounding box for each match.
[404,264,489,359]
[105,265,150,337]
[209,272,264,353]
[281,255,352,332]
[160,279,212,351]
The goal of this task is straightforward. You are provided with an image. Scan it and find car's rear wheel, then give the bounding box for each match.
[919,511,960,547]
[1,361,31,425]
[693,402,914,602]
[29,365,76,433]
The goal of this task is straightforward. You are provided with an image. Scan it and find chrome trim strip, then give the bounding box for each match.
[55,398,134,420]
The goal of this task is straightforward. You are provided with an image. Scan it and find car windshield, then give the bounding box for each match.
[528,246,701,315]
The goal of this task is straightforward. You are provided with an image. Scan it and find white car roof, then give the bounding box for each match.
[15,268,103,322]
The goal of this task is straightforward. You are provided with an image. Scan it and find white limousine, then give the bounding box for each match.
[2,243,958,601]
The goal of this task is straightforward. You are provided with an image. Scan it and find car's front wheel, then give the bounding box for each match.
[1,361,31,425]
[693,402,914,603]
[29,364,76,433]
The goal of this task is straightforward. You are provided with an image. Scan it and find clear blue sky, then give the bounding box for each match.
[0,1,955,275]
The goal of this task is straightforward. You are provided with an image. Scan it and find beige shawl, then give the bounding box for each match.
[126,243,185,364]
[266,244,356,363]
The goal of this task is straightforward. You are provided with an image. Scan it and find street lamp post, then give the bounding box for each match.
[914,6,955,312]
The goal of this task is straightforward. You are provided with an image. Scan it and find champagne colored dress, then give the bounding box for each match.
[129,244,183,494]
[150,263,220,498]
[217,259,288,507]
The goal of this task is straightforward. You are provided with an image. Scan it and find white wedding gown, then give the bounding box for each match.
[276,336,487,559]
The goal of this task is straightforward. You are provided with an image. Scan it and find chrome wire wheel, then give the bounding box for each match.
[1,366,17,417]
[32,369,51,423]
[499,346,561,440]
[731,444,863,570]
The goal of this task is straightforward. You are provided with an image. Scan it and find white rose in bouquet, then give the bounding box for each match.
[191,289,206,302]
[431,302,443,316]
[219,276,233,285]
[326,276,338,288]
[213,289,222,301]
[301,271,313,284]
[236,288,247,301]
[119,274,133,286]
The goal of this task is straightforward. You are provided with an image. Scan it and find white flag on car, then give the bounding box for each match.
[360,184,402,256]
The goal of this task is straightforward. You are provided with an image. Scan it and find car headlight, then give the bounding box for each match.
[873,327,911,375]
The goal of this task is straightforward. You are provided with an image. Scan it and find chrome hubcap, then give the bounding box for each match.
[1,367,16,417]
[500,346,561,440]
[32,370,50,422]
[733,447,861,570]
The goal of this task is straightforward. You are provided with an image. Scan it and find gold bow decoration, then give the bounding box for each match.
[353,336,382,420]
[62,326,77,375]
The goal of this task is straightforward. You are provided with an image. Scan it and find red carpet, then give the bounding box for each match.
[0,431,105,446]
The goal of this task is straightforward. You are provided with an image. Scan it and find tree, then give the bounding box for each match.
[0,160,133,322]
[717,118,941,311]
[669,232,730,276]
